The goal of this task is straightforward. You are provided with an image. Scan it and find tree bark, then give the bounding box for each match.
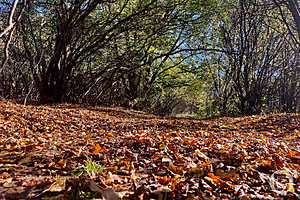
[0,0,26,73]
[287,0,300,39]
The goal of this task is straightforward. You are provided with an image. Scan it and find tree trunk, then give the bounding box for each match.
[38,63,67,104]
[287,0,300,113]
[287,0,300,37]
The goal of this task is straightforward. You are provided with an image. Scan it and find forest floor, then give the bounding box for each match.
[0,100,299,200]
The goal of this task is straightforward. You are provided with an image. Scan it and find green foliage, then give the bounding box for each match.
[0,0,298,116]
[73,158,104,178]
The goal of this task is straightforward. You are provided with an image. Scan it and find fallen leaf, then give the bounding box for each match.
[48,178,66,192]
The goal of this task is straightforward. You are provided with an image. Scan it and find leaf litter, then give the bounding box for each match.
[0,100,299,199]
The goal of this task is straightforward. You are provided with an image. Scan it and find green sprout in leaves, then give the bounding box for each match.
[73,158,104,178]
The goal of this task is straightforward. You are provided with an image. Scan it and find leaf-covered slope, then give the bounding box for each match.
[0,100,299,199]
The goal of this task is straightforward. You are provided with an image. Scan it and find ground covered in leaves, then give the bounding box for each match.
[0,100,299,200]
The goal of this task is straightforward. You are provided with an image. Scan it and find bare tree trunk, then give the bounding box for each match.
[0,0,19,38]
[286,0,300,113]
[287,0,300,38]
[0,0,26,73]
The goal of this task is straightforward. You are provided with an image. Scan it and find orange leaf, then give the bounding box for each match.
[168,162,184,175]
[92,143,105,154]
[105,166,118,172]
[286,183,295,193]
[57,159,65,168]
[162,176,168,185]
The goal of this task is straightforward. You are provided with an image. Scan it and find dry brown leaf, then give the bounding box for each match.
[48,178,66,192]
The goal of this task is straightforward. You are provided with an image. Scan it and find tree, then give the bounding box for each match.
[14,0,220,105]
[2,0,296,117]
[274,0,300,112]
[0,0,26,72]
[18,0,162,102]
[206,0,297,115]
[267,0,299,113]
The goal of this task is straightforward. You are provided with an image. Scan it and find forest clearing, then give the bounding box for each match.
[0,100,299,199]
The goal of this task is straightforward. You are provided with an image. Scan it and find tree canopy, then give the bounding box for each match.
[0,0,299,116]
